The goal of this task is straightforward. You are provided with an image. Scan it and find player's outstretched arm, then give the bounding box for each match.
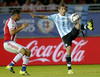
[30,13,48,19]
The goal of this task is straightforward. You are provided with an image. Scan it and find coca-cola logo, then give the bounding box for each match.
[26,40,88,63]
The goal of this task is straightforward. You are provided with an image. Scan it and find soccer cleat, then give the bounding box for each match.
[6,65,15,73]
[19,70,30,75]
[68,70,74,74]
[87,19,94,31]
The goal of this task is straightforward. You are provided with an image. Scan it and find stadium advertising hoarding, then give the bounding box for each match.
[0,37,100,66]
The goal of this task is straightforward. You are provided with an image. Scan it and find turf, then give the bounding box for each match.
[0,65,100,77]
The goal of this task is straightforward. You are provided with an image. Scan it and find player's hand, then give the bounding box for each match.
[30,13,35,18]
[21,23,29,28]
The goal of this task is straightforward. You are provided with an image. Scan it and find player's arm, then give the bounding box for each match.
[9,24,29,35]
[30,13,48,19]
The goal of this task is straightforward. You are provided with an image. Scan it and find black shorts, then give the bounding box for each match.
[62,27,80,46]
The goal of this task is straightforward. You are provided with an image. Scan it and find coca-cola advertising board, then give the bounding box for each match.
[0,37,100,66]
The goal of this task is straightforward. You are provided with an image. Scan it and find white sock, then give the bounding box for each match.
[67,64,72,67]
[13,53,23,63]
[84,24,87,29]
[22,56,30,65]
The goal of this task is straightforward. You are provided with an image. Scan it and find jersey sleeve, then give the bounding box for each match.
[8,19,16,30]
[48,14,56,21]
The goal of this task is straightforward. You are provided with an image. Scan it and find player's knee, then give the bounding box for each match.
[75,23,80,30]
[66,46,71,56]
[25,49,31,57]
[19,48,26,55]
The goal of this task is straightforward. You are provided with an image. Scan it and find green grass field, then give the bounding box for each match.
[0,65,100,77]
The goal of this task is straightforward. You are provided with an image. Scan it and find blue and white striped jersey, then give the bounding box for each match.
[48,13,74,38]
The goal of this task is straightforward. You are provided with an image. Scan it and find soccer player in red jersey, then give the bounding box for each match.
[3,9,30,75]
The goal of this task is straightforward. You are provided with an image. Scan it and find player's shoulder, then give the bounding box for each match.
[7,18,12,23]
[48,13,58,20]
[5,18,11,25]
[7,18,16,28]
[8,18,16,24]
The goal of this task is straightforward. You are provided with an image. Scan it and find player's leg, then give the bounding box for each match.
[65,25,80,74]
[74,21,81,30]
[65,45,74,74]
[6,48,25,73]
[19,49,31,75]
[8,48,26,65]
[62,34,74,74]
[4,41,28,73]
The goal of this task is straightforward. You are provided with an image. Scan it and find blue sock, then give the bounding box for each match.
[9,63,14,66]
[22,66,26,71]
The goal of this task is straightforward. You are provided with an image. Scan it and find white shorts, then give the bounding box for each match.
[3,41,26,53]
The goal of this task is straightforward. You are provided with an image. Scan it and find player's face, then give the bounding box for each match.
[15,14,21,21]
[58,6,67,15]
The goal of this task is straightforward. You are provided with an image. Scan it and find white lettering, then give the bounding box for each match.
[26,39,88,63]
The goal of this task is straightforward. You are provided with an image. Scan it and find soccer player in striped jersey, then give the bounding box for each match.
[30,4,94,74]
[3,9,31,75]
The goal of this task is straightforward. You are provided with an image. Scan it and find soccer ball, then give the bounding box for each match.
[70,13,80,23]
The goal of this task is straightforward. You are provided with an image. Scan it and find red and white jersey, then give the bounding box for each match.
[4,18,17,41]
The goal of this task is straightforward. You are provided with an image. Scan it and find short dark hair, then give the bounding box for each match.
[58,4,67,9]
[11,9,21,15]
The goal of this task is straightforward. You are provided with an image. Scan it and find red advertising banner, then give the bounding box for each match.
[0,37,100,66]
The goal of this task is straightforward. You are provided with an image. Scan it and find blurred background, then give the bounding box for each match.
[0,0,100,12]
